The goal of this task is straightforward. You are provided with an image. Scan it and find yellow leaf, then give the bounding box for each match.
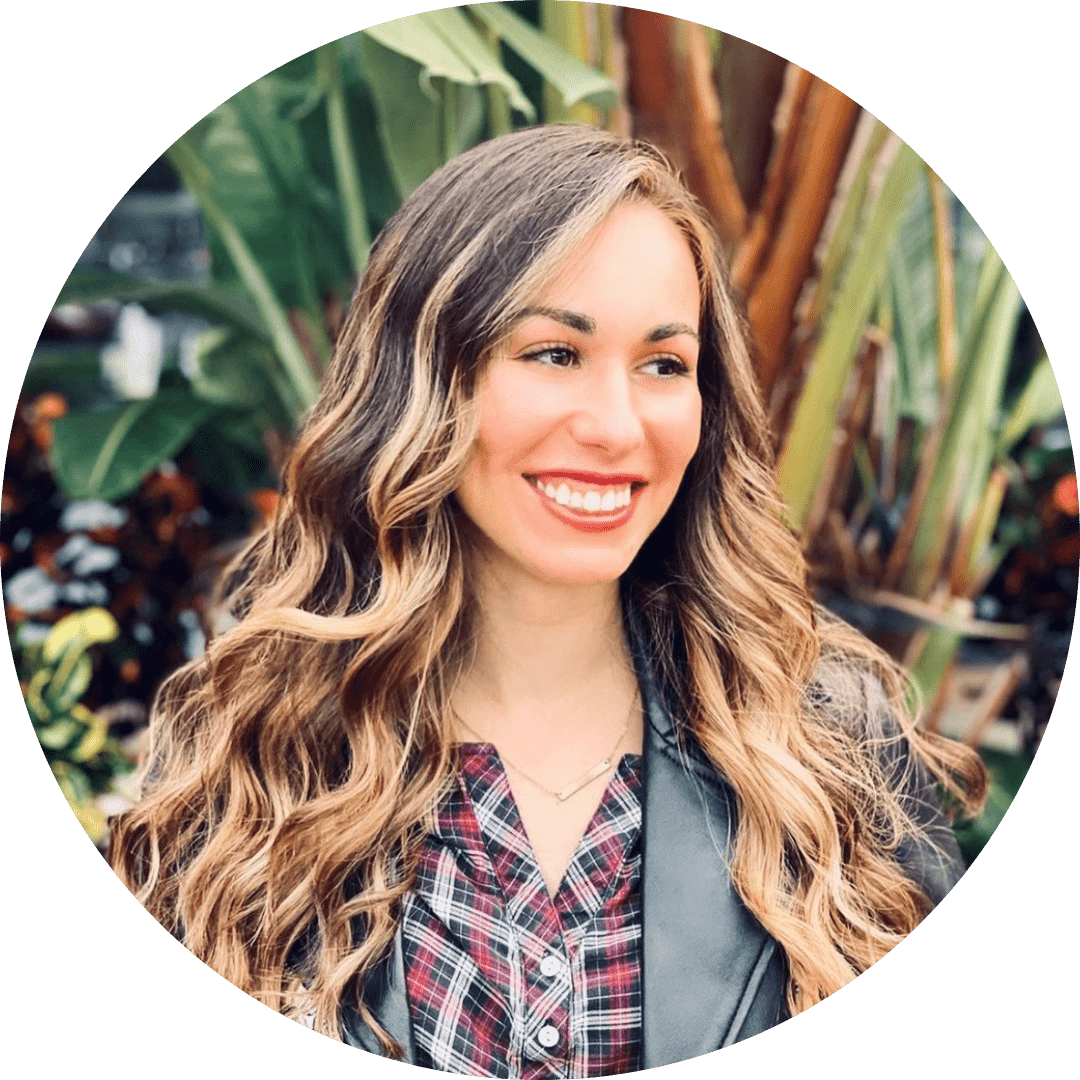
[70,799,107,844]
[38,718,80,750]
[71,713,108,763]
[42,607,119,664]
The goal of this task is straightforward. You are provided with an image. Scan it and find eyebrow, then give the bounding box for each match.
[646,321,699,343]
[519,306,596,334]
[518,307,699,342]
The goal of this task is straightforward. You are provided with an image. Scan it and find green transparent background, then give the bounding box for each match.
[4,0,1075,1075]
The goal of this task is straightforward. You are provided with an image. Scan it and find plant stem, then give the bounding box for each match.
[319,40,371,278]
[167,137,319,417]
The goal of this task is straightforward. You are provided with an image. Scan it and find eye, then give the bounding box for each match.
[640,355,692,378]
[520,344,580,369]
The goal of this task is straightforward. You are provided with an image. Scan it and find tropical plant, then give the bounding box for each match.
[18,608,133,842]
[35,5,619,505]
[13,6,1073,856]
[614,17,1068,715]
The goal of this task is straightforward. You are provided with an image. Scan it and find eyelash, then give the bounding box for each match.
[520,344,692,378]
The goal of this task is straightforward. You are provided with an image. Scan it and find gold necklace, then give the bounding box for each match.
[455,690,640,803]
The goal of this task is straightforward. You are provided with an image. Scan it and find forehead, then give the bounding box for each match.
[525,202,701,322]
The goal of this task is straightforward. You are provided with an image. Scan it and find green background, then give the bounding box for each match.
[4,0,1075,1075]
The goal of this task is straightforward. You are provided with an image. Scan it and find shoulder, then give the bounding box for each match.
[809,659,966,904]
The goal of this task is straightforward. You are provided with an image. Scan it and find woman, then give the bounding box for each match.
[110,125,986,1075]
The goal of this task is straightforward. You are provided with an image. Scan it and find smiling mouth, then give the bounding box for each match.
[525,472,645,523]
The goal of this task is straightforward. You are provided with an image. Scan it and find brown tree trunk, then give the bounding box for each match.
[622,10,746,246]
[716,35,789,212]
[744,80,860,397]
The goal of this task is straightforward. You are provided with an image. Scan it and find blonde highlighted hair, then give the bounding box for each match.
[109,125,986,1046]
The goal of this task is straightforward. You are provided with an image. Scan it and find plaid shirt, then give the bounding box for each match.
[401,744,644,1078]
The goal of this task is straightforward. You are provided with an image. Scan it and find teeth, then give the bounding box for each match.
[533,477,634,514]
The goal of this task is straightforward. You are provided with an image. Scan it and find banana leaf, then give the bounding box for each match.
[364,8,534,117]
[187,326,295,432]
[57,272,269,341]
[468,3,617,110]
[360,33,486,198]
[167,137,319,414]
[900,250,1022,597]
[996,353,1064,456]
[50,387,217,502]
[317,40,371,276]
[888,170,940,426]
[778,141,923,528]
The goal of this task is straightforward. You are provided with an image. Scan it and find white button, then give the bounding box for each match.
[539,955,563,977]
[537,1025,560,1048]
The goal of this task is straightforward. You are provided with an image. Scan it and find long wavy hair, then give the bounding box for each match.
[110,124,986,1047]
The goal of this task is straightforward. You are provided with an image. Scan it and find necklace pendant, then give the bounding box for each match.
[554,759,612,802]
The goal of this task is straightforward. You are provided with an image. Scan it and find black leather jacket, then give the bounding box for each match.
[343,649,964,1068]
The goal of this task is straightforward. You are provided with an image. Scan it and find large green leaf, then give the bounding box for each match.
[907,623,962,708]
[167,137,319,414]
[952,200,991,347]
[24,345,103,399]
[50,388,217,502]
[186,411,274,496]
[888,171,940,426]
[199,81,344,358]
[899,250,1023,597]
[468,3,616,110]
[364,8,535,119]
[996,353,1064,456]
[360,33,485,196]
[187,325,293,430]
[778,140,923,528]
[193,97,304,305]
[318,40,372,276]
[811,119,891,326]
[306,37,403,233]
[57,272,270,341]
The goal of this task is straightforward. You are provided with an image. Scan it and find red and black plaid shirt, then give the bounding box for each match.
[401,743,643,1078]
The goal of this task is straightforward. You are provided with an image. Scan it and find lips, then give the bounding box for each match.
[526,471,646,532]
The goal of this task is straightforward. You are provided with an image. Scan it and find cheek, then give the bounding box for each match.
[471,370,547,472]
[660,396,703,481]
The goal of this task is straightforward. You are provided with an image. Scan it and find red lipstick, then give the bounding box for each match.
[525,473,644,533]
[530,469,646,486]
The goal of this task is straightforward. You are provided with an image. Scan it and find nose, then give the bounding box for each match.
[568,363,645,456]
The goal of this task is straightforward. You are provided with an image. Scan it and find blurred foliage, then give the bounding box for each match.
[4,390,261,671]
[9,6,1073,867]
[17,609,132,843]
[32,5,618,512]
[952,748,1031,867]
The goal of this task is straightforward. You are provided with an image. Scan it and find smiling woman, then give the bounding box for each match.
[108,125,987,1076]
[456,202,702,588]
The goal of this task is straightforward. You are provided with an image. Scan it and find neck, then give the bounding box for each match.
[455,550,636,738]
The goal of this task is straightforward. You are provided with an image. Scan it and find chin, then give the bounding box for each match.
[522,546,638,588]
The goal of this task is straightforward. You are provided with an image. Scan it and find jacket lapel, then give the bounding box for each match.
[637,644,786,1068]
[349,640,786,1068]
[343,922,417,1063]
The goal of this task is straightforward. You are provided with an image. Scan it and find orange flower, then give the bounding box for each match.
[249,488,280,526]
[33,392,68,421]
[1052,474,1079,518]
